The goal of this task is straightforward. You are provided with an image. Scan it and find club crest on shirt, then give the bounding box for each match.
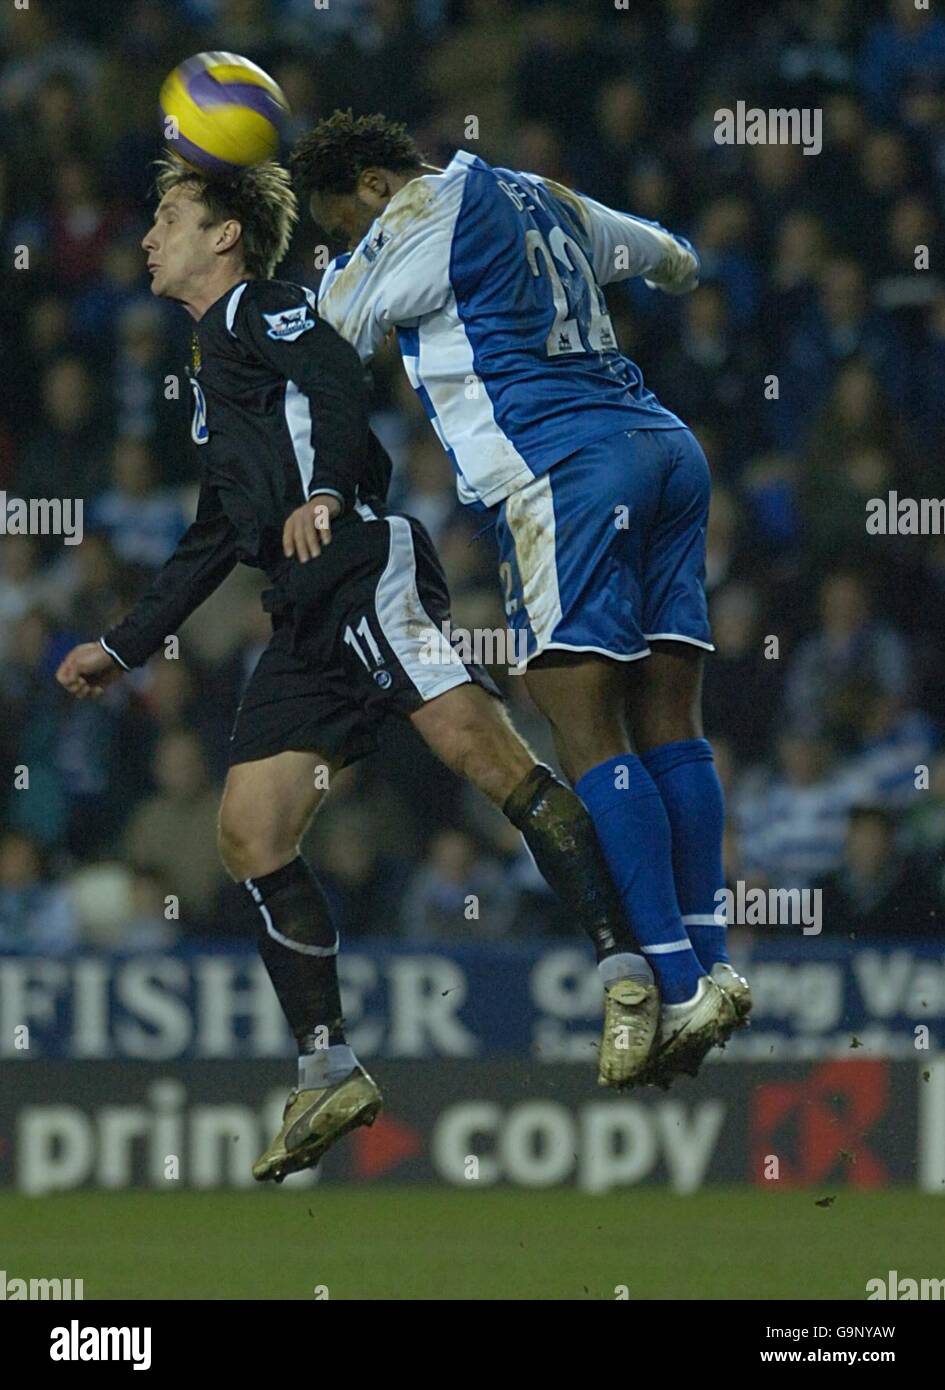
[361,227,389,264]
[190,377,209,444]
[262,305,315,341]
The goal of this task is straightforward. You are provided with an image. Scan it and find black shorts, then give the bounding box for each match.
[229,511,500,769]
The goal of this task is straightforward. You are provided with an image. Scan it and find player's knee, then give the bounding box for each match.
[632,646,704,751]
[633,707,701,754]
[217,808,297,881]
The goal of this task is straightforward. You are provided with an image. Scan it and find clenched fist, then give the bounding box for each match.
[56,642,124,700]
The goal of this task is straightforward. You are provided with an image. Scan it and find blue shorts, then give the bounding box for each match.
[495,427,713,664]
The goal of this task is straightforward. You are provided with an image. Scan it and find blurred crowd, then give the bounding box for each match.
[1,0,944,951]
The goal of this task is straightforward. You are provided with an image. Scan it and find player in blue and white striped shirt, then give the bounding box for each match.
[291,113,747,1080]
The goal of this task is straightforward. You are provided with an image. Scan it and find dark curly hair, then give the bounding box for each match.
[289,110,424,197]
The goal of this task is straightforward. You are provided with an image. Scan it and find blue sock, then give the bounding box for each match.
[640,738,729,971]
[575,754,703,1004]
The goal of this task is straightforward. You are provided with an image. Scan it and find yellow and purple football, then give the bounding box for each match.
[159,51,289,174]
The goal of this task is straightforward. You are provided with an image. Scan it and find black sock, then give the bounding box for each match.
[504,764,638,960]
[242,857,345,1052]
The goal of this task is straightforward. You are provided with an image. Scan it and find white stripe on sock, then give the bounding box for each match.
[641,939,693,955]
[244,878,339,957]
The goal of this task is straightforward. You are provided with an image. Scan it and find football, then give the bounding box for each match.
[159,50,289,175]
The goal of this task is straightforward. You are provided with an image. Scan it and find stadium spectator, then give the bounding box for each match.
[125,867,182,949]
[132,652,232,782]
[761,211,828,352]
[112,300,191,480]
[691,195,760,331]
[860,0,945,125]
[48,158,127,287]
[805,359,904,479]
[843,690,939,808]
[400,829,517,942]
[122,728,227,929]
[311,800,412,941]
[783,570,912,743]
[1,600,152,856]
[817,804,941,938]
[88,438,188,571]
[0,829,78,952]
[775,258,905,447]
[736,733,859,889]
[0,535,49,663]
[902,754,945,907]
[2,608,73,849]
[207,593,274,766]
[15,356,105,503]
[703,486,747,594]
[703,582,781,764]
[512,3,615,144]
[649,282,764,471]
[44,531,125,639]
[72,235,153,355]
[802,442,895,561]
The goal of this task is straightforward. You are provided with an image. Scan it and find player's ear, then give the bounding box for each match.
[216,217,243,256]
[359,167,390,202]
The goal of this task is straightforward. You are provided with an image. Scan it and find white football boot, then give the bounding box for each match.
[711,960,752,1027]
[644,975,737,1088]
[597,978,660,1088]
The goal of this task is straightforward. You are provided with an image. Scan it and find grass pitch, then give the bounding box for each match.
[1,1187,940,1300]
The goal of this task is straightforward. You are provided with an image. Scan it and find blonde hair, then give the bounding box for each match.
[154,154,298,277]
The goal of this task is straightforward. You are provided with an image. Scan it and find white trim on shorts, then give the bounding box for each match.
[644,633,716,651]
[374,515,471,702]
[502,476,563,650]
[521,640,653,668]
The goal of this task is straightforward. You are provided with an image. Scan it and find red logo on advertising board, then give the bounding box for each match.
[750,1060,889,1187]
[353,1114,423,1179]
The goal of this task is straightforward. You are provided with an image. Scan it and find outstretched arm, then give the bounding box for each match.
[540,177,700,294]
[57,479,239,697]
